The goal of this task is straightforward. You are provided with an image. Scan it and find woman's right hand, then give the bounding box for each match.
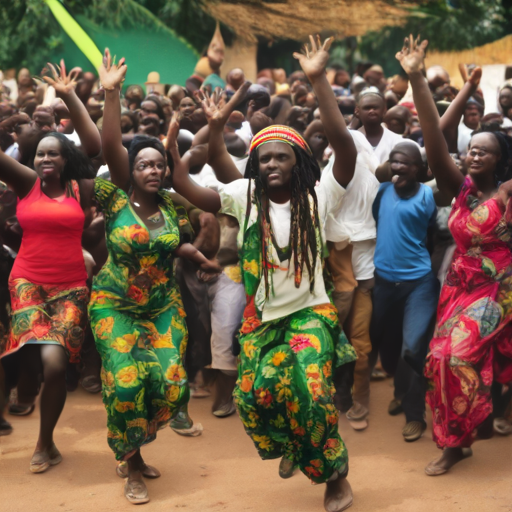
[395,35,429,75]
[99,48,127,91]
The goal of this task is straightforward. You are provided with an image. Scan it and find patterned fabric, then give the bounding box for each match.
[234,206,355,484]
[89,179,192,460]
[2,279,88,363]
[425,176,512,449]
[249,125,312,155]
[234,304,351,484]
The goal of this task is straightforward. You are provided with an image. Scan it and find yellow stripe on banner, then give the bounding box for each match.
[45,0,103,71]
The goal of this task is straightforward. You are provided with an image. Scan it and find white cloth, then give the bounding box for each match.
[5,143,20,161]
[457,122,473,154]
[358,125,404,164]
[235,121,252,150]
[208,273,245,371]
[351,239,376,281]
[322,152,380,245]
[65,130,81,145]
[218,172,345,322]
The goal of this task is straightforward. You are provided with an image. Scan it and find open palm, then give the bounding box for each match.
[195,81,251,130]
[293,35,333,81]
[42,60,81,96]
[395,35,428,75]
[99,48,127,91]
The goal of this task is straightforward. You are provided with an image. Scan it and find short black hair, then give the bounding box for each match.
[127,135,166,175]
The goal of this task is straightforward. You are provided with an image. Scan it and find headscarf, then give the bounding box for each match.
[249,124,312,155]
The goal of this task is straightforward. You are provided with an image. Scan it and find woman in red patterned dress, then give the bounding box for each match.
[398,36,512,475]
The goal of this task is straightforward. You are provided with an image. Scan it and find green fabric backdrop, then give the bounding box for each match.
[48,15,199,90]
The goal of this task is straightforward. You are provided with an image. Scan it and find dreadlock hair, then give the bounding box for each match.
[245,143,322,297]
[39,132,96,187]
[471,129,512,186]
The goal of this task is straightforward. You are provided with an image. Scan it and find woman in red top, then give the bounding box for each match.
[0,63,100,473]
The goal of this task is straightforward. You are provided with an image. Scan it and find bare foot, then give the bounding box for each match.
[324,475,353,512]
[425,447,473,476]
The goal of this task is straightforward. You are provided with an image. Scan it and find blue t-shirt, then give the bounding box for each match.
[373,182,436,282]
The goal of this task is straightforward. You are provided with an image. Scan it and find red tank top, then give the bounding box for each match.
[10,178,87,286]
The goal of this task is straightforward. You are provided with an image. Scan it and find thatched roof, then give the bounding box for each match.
[204,0,420,43]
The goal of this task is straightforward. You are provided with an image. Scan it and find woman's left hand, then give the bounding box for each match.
[42,60,81,97]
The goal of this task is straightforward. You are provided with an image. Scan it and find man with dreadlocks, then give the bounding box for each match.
[172,36,358,512]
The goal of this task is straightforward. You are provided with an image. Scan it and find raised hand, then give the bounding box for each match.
[42,59,81,97]
[99,48,127,91]
[458,64,482,88]
[395,35,428,75]
[293,35,333,82]
[165,110,183,152]
[195,81,251,131]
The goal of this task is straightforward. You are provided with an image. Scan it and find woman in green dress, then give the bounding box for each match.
[89,50,220,505]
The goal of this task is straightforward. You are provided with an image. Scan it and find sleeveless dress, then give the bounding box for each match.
[425,176,512,448]
[1,178,88,363]
[88,179,193,460]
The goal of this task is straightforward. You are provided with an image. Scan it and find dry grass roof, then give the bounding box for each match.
[204,0,421,43]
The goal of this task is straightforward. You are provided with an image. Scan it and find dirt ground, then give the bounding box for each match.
[1,378,511,512]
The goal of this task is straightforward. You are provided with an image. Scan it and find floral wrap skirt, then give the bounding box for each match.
[1,278,88,363]
[234,303,355,484]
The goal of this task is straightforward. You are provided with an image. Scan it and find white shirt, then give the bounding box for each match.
[358,125,404,164]
[218,171,345,322]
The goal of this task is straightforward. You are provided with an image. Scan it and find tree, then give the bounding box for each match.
[358,0,508,75]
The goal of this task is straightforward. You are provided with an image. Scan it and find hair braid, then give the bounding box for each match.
[245,144,321,297]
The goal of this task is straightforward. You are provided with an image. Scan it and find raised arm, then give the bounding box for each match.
[98,49,130,190]
[294,36,356,187]
[397,36,463,199]
[42,60,101,158]
[167,112,221,213]
[439,65,482,152]
[0,150,37,198]
[195,83,251,184]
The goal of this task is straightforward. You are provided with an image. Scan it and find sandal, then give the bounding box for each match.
[117,462,161,479]
[9,403,35,416]
[30,444,62,473]
[124,478,149,504]
[278,456,296,479]
[0,418,13,436]
[81,375,102,394]
[424,448,473,476]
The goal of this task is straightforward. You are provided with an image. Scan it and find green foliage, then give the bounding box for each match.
[0,0,63,72]
[0,0,232,73]
[358,0,508,75]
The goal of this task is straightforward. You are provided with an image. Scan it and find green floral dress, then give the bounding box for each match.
[219,178,356,484]
[89,179,192,460]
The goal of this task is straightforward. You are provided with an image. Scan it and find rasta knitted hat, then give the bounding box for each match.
[249,124,312,155]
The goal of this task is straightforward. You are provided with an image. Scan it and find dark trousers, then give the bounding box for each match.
[371,271,439,425]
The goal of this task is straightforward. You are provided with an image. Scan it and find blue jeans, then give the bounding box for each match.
[370,271,439,424]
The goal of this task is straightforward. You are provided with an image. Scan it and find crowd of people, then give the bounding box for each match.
[1,32,512,511]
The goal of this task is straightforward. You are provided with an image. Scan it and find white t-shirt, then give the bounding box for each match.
[218,171,345,322]
[358,125,404,164]
[322,145,380,245]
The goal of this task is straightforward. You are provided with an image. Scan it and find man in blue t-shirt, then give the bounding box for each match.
[371,141,439,442]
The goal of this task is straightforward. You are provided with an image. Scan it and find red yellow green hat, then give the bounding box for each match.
[250,125,312,155]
